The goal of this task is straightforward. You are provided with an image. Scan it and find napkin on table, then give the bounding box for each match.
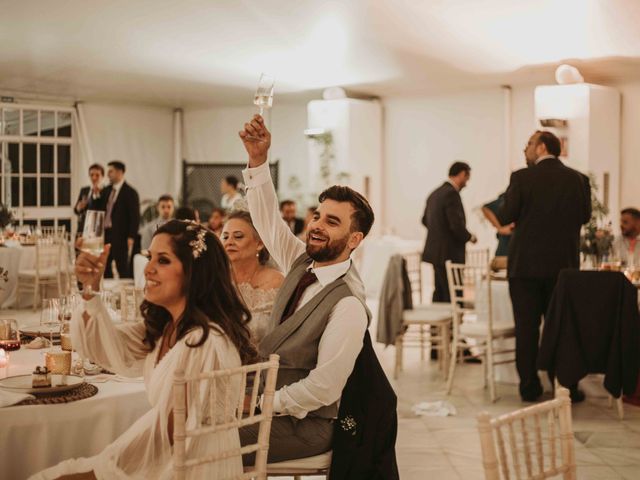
[0,389,35,407]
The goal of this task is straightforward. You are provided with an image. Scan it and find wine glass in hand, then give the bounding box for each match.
[239,115,271,167]
[79,210,105,295]
[76,245,111,299]
[253,73,274,116]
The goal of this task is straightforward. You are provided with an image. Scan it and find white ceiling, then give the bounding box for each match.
[1,0,640,107]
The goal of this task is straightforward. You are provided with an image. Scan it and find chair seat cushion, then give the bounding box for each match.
[402,308,452,324]
[460,321,515,337]
[267,450,332,471]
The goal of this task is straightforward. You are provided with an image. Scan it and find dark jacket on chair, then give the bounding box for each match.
[498,157,591,278]
[538,270,640,397]
[421,182,471,265]
[330,331,399,480]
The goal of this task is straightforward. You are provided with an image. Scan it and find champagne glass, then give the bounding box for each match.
[40,298,60,351]
[80,210,105,296]
[253,73,275,116]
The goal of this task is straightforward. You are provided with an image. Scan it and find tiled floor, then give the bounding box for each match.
[6,304,640,479]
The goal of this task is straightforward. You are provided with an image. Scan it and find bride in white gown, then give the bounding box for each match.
[32,220,257,480]
[221,210,283,343]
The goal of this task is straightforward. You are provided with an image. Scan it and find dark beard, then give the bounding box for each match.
[305,233,349,263]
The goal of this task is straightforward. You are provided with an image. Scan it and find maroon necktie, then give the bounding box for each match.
[280,270,318,324]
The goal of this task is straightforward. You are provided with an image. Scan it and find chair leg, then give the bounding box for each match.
[419,325,425,361]
[446,333,458,395]
[394,334,403,380]
[616,397,624,420]
[486,338,497,402]
[441,323,450,380]
[32,282,39,311]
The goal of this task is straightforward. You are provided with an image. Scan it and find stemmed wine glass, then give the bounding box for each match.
[40,298,60,352]
[80,210,105,296]
[253,73,275,116]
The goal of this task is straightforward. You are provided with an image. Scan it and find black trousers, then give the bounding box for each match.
[508,276,558,397]
[104,229,131,278]
[431,263,450,303]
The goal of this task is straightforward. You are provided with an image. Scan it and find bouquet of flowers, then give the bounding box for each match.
[580,174,614,261]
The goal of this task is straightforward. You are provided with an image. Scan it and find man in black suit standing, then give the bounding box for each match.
[280,199,305,236]
[421,162,477,303]
[499,131,591,402]
[102,160,140,279]
[73,163,104,236]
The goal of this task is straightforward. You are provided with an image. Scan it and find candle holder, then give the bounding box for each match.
[0,319,20,351]
[45,350,72,375]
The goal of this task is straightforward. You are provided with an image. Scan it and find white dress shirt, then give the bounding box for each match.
[243,162,367,419]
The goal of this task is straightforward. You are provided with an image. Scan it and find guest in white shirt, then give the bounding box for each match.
[237,114,374,463]
[220,175,242,212]
[139,194,175,251]
[613,207,640,267]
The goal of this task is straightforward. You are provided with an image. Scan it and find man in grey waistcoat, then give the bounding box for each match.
[238,114,375,463]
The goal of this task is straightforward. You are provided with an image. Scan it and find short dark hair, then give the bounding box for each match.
[621,207,640,220]
[175,206,197,221]
[88,163,104,175]
[157,194,174,204]
[448,161,470,177]
[224,176,239,189]
[318,186,374,237]
[536,131,561,156]
[279,199,295,211]
[108,160,126,172]
[210,207,225,217]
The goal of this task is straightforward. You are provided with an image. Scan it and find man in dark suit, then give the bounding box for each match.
[421,162,477,303]
[280,199,305,236]
[73,163,104,236]
[499,130,591,402]
[102,160,140,279]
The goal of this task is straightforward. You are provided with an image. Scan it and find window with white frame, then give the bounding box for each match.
[0,103,74,233]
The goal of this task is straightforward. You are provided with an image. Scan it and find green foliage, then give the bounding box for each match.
[0,203,14,228]
[580,173,613,257]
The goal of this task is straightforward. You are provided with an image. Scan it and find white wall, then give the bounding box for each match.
[616,82,640,210]
[382,89,508,252]
[81,103,174,203]
[183,104,308,200]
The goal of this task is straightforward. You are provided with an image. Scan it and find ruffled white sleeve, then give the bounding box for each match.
[70,295,148,377]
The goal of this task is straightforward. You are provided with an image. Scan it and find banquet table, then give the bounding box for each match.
[0,242,70,309]
[0,347,150,479]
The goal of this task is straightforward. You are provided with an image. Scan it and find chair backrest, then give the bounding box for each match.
[120,285,144,322]
[35,237,62,275]
[446,260,493,329]
[173,354,280,480]
[40,225,67,240]
[477,388,576,480]
[467,247,490,270]
[402,251,423,304]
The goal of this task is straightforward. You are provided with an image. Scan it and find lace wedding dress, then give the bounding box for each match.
[30,296,243,480]
[237,282,279,343]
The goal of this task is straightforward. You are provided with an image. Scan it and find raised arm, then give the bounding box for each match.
[239,115,305,273]
[73,245,147,376]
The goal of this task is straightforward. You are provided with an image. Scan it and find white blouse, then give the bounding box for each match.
[31,296,243,480]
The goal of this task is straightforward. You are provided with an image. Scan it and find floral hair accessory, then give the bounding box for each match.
[184,221,207,258]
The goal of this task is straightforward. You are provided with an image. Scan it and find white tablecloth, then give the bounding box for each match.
[474,278,518,384]
[0,246,23,309]
[0,243,70,309]
[0,347,150,479]
[359,235,423,298]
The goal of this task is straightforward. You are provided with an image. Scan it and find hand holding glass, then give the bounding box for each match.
[80,210,105,295]
[253,73,274,116]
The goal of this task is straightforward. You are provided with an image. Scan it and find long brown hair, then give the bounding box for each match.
[140,220,257,364]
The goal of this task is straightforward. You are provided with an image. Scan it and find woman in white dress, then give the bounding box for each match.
[221,211,283,343]
[32,220,257,480]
